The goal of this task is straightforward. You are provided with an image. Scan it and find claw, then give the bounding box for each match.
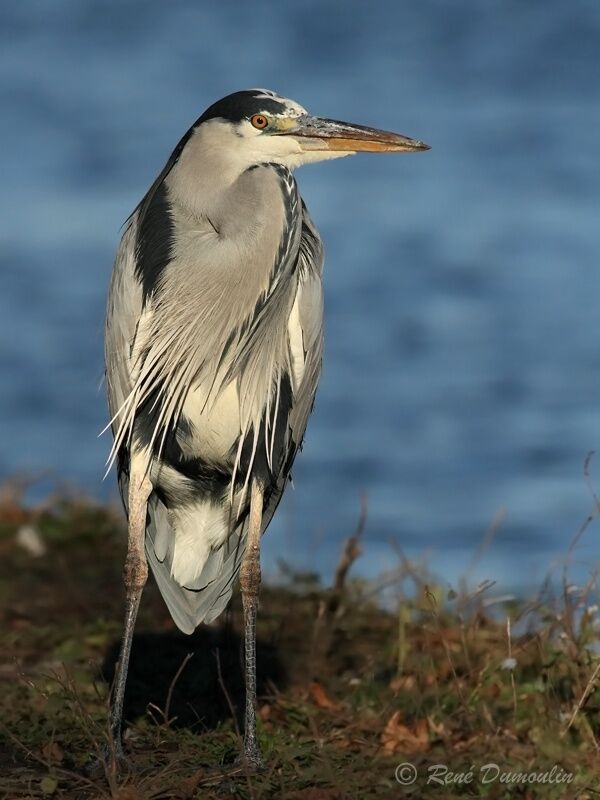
[84,743,132,780]
[234,744,266,773]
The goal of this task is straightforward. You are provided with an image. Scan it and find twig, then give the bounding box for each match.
[506,616,517,720]
[464,507,506,582]
[562,659,600,737]
[584,450,600,512]
[310,495,367,670]
[331,491,367,601]
[214,649,242,741]
[164,652,194,725]
[425,587,467,707]
[558,455,600,650]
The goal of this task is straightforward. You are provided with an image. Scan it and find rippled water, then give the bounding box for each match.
[1,1,599,591]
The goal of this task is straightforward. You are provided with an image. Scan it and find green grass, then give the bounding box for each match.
[0,486,599,798]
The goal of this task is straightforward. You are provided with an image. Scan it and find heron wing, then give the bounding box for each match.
[104,213,223,632]
[288,202,324,454]
[105,216,144,461]
[141,203,324,632]
[105,174,324,633]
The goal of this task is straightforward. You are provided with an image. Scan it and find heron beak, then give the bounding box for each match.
[276,114,430,153]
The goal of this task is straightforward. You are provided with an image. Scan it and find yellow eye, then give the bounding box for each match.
[250,114,269,130]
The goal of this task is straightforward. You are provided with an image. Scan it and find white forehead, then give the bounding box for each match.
[250,88,307,117]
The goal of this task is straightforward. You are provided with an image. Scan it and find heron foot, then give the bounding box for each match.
[235,741,266,773]
[84,742,132,779]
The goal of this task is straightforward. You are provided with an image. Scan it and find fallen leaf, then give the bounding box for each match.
[390,674,416,692]
[41,741,64,765]
[309,681,338,710]
[380,711,429,754]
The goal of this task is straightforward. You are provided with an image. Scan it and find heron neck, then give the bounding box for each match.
[166,124,263,221]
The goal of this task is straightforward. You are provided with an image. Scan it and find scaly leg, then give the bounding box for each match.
[108,466,152,767]
[239,478,265,769]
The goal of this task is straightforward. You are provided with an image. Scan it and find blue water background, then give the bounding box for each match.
[1,1,599,593]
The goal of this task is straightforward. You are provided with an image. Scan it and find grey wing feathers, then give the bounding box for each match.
[105,218,142,431]
[141,204,323,633]
[106,199,324,634]
[289,204,324,450]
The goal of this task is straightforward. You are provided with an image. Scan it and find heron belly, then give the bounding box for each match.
[150,379,243,589]
[179,379,241,462]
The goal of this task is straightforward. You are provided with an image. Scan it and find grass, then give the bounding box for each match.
[0,481,599,798]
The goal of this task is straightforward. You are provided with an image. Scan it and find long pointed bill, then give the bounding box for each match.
[276,114,430,153]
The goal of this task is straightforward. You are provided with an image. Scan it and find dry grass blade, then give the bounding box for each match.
[562,659,600,737]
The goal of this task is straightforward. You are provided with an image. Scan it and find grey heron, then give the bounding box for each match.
[104,88,428,769]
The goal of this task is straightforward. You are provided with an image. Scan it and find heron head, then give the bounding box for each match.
[192,89,429,170]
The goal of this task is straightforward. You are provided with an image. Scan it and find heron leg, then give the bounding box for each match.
[239,478,265,769]
[108,468,152,766]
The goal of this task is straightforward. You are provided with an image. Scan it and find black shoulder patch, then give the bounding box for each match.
[198,90,287,124]
[134,179,174,304]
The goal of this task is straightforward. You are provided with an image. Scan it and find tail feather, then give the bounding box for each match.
[118,467,288,634]
[145,493,247,633]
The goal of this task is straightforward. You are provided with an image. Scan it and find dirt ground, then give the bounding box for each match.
[0,490,598,799]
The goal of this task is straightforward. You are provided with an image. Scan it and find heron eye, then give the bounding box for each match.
[250,114,269,130]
